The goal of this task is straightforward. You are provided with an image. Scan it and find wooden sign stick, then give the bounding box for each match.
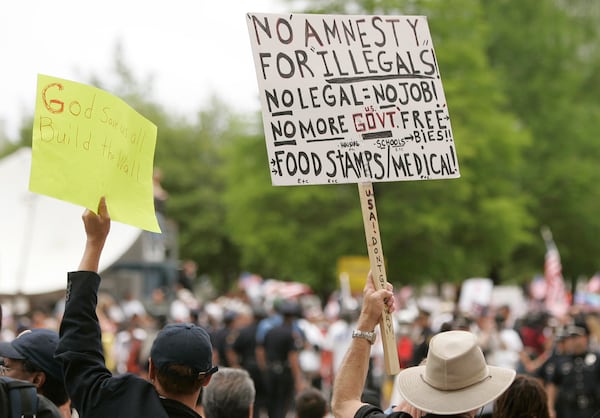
[357,182,400,375]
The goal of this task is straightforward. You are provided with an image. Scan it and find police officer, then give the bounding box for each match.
[547,322,600,418]
[232,307,268,418]
[536,326,569,385]
[259,301,306,418]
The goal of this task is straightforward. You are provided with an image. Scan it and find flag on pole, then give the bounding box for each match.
[541,226,569,318]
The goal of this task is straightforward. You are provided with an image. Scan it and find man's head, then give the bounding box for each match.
[415,308,431,331]
[149,323,218,396]
[201,367,255,418]
[0,328,68,406]
[395,330,515,415]
[279,300,303,320]
[565,324,589,354]
[296,387,328,418]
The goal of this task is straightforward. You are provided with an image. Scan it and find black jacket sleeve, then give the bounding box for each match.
[55,271,112,413]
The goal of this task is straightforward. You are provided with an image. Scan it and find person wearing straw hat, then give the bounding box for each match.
[331,272,516,418]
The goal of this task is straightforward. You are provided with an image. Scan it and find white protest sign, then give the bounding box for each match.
[246,13,460,186]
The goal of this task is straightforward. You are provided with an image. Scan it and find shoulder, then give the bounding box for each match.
[160,397,201,418]
[0,379,62,418]
[37,394,64,418]
[355,404,413,418]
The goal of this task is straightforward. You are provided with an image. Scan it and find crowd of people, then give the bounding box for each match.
[1,197,600,418]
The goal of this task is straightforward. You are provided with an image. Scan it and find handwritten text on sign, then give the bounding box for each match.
[247,13,460,186]
[29,74,160,232]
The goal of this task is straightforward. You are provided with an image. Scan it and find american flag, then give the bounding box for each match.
[542,227,569,318]
[262,279,312,299]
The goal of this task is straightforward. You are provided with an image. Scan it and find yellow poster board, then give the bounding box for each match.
[337,255,373,294]
[29,74,160,232]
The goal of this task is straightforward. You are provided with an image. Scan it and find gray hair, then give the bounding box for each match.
[202,367,256,418]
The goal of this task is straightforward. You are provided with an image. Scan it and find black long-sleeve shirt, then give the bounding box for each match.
[55,271,200,418]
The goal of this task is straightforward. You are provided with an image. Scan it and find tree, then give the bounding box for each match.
[222,123,365,294]
[11,1,600,296]
[153,100,249,292]
[483,0,600,281]
[234,0,534,289]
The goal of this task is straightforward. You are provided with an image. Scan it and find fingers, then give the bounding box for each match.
[364,271,394,299]
[81,197,111,240]
[82,197,109,219]
[384,292,396,314]
[364,271,395,311]
[97,196,108,217]
[365,271,375,292]
[82,208,92,220]
[366,270,393,291]
[379,285,395,313]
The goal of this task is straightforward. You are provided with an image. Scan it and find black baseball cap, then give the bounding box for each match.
[0,328,63,382]
[150,323,217,376]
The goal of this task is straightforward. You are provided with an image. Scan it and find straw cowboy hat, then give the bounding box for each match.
[396,330,516,415]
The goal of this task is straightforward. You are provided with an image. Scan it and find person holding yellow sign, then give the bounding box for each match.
[55,197,218,418]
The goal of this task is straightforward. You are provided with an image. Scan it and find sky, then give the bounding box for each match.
[0,0,292,140]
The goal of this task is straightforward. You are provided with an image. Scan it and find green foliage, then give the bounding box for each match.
[0,115,33,158]
[8,0,600,294]
[150,101,250,293]
[482,0,600,279]
[294,0,534,286]
[221,124,365,293]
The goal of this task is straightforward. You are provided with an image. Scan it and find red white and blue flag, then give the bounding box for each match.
[542,227,569,318]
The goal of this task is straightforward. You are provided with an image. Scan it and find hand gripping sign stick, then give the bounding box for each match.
[358,182,400,375]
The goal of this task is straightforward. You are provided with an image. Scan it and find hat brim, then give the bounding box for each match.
[0,341,27,360]
[396,365,516,415]
[0,341,25,360]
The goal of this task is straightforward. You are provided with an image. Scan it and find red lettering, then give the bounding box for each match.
[42,83,64,114]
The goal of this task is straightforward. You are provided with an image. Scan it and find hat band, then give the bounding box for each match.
[420,370,491,391]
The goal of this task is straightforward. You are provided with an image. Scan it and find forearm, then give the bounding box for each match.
[225,348,240,368]
[288,350,305,390]
[331,335,372,416]
[255,346,267,370]
[546,383,557,417]
[56,271,111,411]
[78,196,110,272]
[57,272,105,359]
[79,239,106,272]
[332,272,393,418]
[334,314,378,394]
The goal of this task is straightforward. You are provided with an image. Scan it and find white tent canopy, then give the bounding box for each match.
[0,148,142,295]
